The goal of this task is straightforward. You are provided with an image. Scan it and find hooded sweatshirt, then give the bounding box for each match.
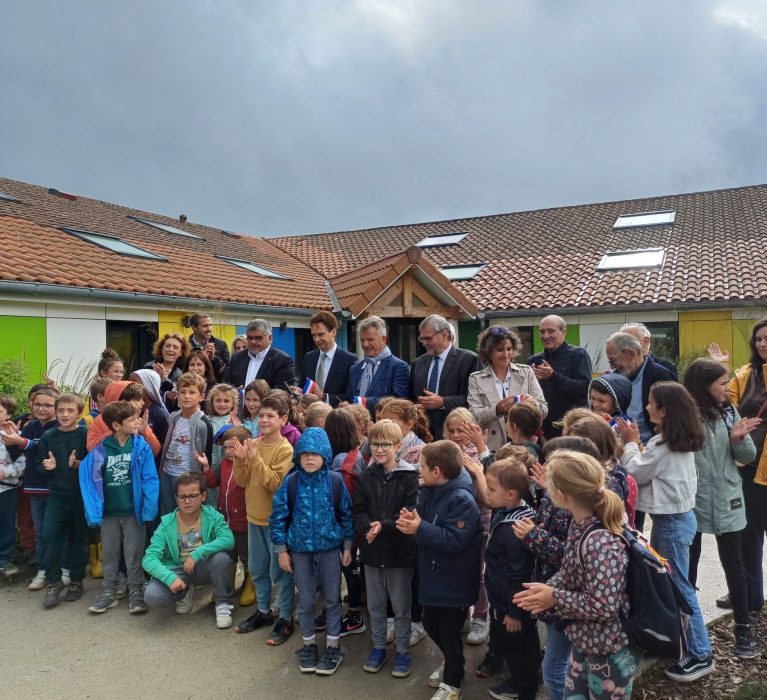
[269,428,353,554]
[588,373,632,419]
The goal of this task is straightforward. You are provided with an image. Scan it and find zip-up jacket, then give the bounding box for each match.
[9,419,58,495]
[204,456,247,533]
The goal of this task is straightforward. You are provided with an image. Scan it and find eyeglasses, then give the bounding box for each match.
[33,403,55,409]
[176,493,202,502]
[369,442,394,451]
[418,330,447,343]
[246,335,267,342]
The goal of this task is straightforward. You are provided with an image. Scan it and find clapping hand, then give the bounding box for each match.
[194,450,210,472]
[512,516,535,540]
[366,521,382,543]
[529,462,548,490]
[395,507,420,535]
[615,417,640,445]
[513,582,556,614]
[68,450,80,469]
[42,451,56,471]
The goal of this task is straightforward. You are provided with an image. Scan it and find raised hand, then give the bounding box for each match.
[194,450,210,472]
[68,450,80,468]
[731,417,761,442]
[615,417,640,445]
[530,462,548,490]
[707,342,730,365]
[231,438,248,461]
[229,410,241,426]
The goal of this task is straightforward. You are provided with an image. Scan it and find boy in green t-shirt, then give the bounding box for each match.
[37,393,89,608]
[79,401,160,614]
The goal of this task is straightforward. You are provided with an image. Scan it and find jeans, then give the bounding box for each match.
[293,550,342,640]
[543,623,572,700]
[0,488,19,566]
[144,551,233,606]
[30,494,48,564]
[365,564,413,653]
[101,515,146,592]
[422,605,468,688]
[248,522,294,619]
[159,471,181,516]
[650,511,711,659]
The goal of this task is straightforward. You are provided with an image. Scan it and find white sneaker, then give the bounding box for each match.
[386,617,395,643]
[215,602,234,629]
[28,570,46,591]
[60,568,71,586]
[429,662,445,688]
[175,586,194,614]
[460,612,471,635]
[430,682,462,700]
[409,621,427,646]
[467,617,489,645]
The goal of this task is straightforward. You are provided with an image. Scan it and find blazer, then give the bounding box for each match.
[347,352,410,415]
[300,346,357,407]
[410,346,480,439]
[225,346,296,389]
[467,364,548,452]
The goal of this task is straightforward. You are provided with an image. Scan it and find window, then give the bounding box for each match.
[645,321,679,364]
[128,215,201,239]
[217,256,289,279]
[440,264,485,281]
[0,190,20,203]
[62,227,167,260]
[598,248,665,271]
[416,231,468,247]
[613,211,675,228]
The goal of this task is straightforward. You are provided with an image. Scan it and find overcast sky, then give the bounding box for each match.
[2,1,767,237]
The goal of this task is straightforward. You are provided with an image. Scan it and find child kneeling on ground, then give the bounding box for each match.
[142,471,235,629]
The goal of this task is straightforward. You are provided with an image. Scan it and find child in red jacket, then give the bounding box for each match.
[198,425,253,606]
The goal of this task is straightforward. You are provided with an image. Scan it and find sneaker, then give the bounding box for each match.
[234,609,274,634]
[43,581,65,609]
[266,618,294,646]
[410,621,427,646]
[716,593,732,609]
[0,562,18,577]
[735,624,757,659]
[314,610,327,631]
[476,651,501,678]
[175,586,194,614]
[363,647,387,673]
[116,574,128,600]
[386,617,395,643]
[340,611,366,636]
[430,682,463,700]
[489,679,519,699]
[61,568,71,586]
[429,662,445,688]
[315,645,345,676]
[28,569,46,591]
[89,591,119,613]
[467,617,490,645]
[216,602,234,629]
[664,655,716,682]
[296,643,318,673]
[461,612,471,634]
[128,590,148,614]
[392,651,412,678]
[64,581,83,602]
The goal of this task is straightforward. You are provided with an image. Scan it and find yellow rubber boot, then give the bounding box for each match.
[89,543,103,579]
[239,569,256,607]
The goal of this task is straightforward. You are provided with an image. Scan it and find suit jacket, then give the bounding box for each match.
[410,346,480,439]
[224,346,296,389]
[300,346,358,407]
[467,364,548,452]
[347,352,410,415]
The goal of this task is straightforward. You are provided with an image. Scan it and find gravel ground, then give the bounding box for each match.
[0,532,756,700]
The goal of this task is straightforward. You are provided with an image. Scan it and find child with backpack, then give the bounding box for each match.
[616,381,714,682]
[683,358,760,659]
[514,450,642,699]
[269,428,353,676]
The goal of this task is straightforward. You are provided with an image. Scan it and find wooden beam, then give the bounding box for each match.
[403,274,413,316]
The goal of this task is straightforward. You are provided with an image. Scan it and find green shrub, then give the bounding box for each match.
[0,357,31,409]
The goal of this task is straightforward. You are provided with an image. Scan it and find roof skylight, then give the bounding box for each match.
[0,190,20,203]
[128,215,201,239]
[416,232,468,247]
[62,227,167,261]
[218,256,289,280]
[440,264,485,281]
[598,248,665,271]
[613,211,675,229]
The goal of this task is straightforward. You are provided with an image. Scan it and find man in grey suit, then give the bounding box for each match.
[410,314,479,439]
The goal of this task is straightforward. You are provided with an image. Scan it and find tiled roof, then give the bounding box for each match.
[0,178,330,311]
[273,184,767,311]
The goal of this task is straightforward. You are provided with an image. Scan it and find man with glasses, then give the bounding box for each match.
[225,319,296,389]
[410,315,479,439]
[188,312,230,382]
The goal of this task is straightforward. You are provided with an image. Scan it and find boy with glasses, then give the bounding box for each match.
[354,419,419,678]
[142,471,235,629]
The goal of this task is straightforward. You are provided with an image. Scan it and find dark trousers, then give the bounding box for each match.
[42,493,88,584]
[490,608,540,700]
[0,488,19,565]
[741,476,767,609]
[690,529,750,624]
[422,605,468,688]
[341,548,363,608]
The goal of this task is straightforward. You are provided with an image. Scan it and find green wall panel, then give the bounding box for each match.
[0,316,47,384]
[533,323,580,353]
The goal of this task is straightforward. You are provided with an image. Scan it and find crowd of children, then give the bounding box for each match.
[0,334,765,700]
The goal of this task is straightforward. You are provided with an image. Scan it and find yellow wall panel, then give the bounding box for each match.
[732,319,753,368]
[157,310,187,339]
[679,311,732,359]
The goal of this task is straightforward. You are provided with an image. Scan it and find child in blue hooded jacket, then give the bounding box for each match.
[270,427,353,677]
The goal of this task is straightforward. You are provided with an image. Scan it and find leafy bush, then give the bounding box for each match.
[0,357,31,409]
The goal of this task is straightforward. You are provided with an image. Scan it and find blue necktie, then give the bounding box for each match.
[427,356,440,393]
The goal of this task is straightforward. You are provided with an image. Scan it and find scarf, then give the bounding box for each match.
[358,346,391,396]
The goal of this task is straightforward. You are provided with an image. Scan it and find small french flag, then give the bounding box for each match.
[353,396,367,407]
[302,378,320,395]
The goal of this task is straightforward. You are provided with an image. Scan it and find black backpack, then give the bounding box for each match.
[284,469,345,530]
[578,524,692,660]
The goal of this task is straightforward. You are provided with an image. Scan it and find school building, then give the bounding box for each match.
[0,176,765,390]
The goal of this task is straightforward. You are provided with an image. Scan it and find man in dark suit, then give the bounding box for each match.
[188,312,230,382]
[224,318,296,389]
[410,314,479,439]
[299,310,357,407]
[345,316,409,416]
[620,322,679,380]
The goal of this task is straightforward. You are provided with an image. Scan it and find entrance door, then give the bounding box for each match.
[106,320,159,374]
[386,318,424,364]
